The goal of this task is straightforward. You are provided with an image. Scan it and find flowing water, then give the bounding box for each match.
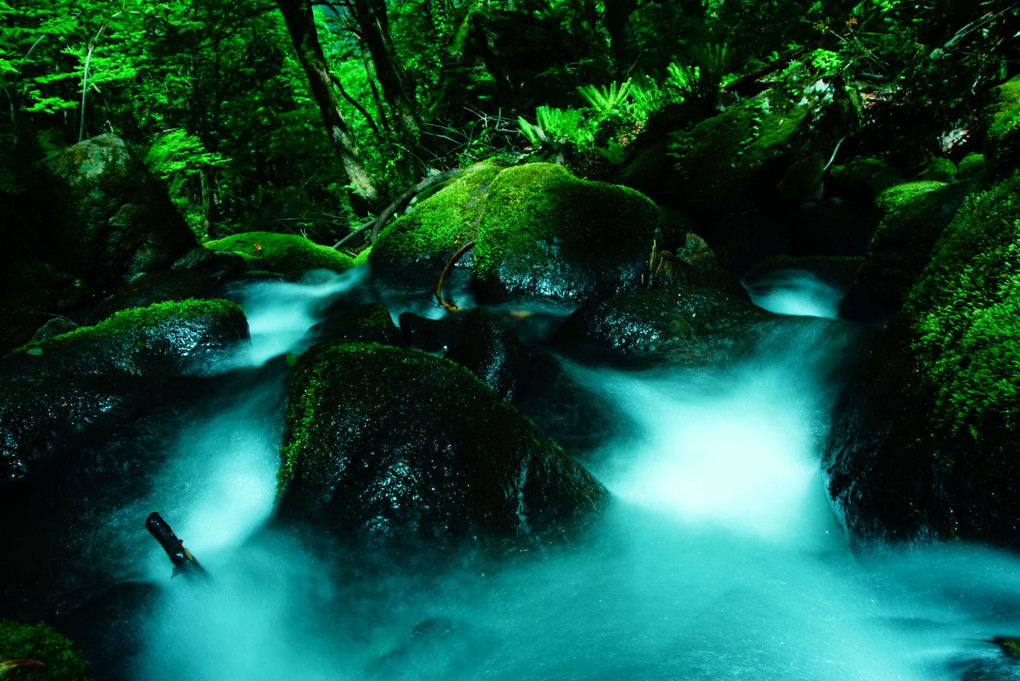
[127,269,1020,681]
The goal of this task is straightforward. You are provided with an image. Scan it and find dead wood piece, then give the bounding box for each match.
[145,512,209,580]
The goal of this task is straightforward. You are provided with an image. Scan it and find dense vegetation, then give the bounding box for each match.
[3,0,1018,247]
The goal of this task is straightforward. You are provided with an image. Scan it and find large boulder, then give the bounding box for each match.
[204,231,355,280]
[473,164,661,302]
[0,299,249,619]
[557,286,768,365]
[839,181,971,325]
[825,175,1020,548]
[276,342,608,549]
[371,163,661,303]
[34,134,196,290]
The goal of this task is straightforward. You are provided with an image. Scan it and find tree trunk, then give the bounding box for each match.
[351,0,420,140]
[276,0,380,205]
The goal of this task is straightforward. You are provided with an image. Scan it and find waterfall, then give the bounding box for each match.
[126,270,1020,681]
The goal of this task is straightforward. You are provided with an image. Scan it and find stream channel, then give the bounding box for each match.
[111,268,1020,680]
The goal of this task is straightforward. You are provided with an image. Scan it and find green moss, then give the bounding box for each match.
[352,246,372,267]
[278,340,497,494]
[984,74,1020,176]
[205,231,354,279]
[8,298,243,357]
[957,153,986,182]
[917,157,957,183]
[472,163,659,298]
[0,620,92,681]
[667,94,811,210]
[369,163,502,275]
[776,153,825,200]
[902,174,1020,436]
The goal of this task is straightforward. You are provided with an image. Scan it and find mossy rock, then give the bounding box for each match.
[4,298,249,379]
[204,231,354,280]
[0,621,91,680]
[957,153,986,182]
[665,89,836,213]
[840,181,970,325]
[828,158,907,203]
[33,134,196,290]
[983,74,1020,177]
[0,259,90,355]
[276,341,608,549]
[557,286,768,365]
[369,163,501,283]
[917,157,957,182]
[473,163,661,302]
[825,174,1020,548]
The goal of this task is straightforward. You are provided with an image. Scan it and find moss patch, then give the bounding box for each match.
[0,620,91,681]
[205,231,354,279]
[902,174,1020,438]
[369,163,502,280]
[984,74,1020,176]
[473,163,660,301]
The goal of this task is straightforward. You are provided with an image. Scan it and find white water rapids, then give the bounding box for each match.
[130,268,1020,681]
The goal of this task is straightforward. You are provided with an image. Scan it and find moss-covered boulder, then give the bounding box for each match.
[276,342,608,549]
[204,231,355,279]
[0,621,91,680]
[825,175,1020,548]
[839,181,970,325]
[33,134,196,290]
[982,74,1020,177]
[557,287,768,365]
[0,300,251,618]
[369,163,501,282]
[4,298,248,380]
[473,163,661,302]
[664,86,840,214]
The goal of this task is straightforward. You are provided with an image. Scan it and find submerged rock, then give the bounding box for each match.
[825,175,1020,549]
[276,342,608,549]
[557,286,767,364]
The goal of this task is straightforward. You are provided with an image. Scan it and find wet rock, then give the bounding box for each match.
[172,247,250,279]
[825,176,1020,549]
[3,298,249,380]
[91,269,216,320]
[276,342,608,549]
[399,309,532,402]
[839,181,970,326]
[557,286,768,365]
[203,231,355,280]
[307,303,402,347]
[49,581,158,681]
[33,134,196,290]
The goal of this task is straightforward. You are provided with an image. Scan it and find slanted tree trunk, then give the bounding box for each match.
[351,0,420,140]
[276,0,380,205]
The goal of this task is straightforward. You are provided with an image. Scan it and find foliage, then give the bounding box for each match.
[0,620,91,681]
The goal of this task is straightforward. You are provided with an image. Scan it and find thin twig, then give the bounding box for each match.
[434,239,475,312]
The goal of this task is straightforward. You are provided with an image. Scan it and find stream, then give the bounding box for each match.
[123,268,1020,681]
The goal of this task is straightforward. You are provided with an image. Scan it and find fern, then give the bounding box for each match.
[577,80,632,114]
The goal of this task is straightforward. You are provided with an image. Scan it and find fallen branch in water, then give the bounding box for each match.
[434,240,476,312]
[145,512,209,580]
